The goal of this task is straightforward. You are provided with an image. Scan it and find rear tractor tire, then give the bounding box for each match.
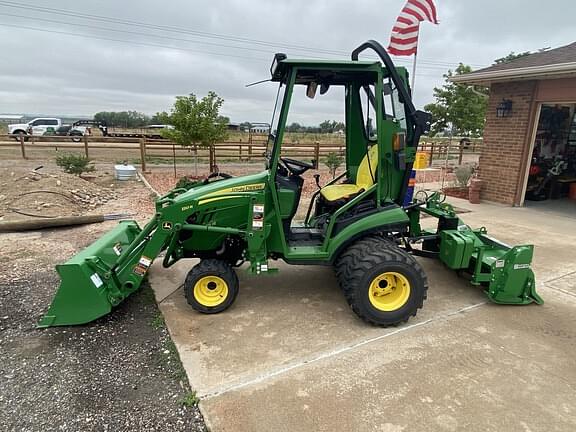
[184,259,239,314]
[335,237,428,326]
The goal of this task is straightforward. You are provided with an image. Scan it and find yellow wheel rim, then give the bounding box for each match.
[193,276,229,307]
[368,271,411,312]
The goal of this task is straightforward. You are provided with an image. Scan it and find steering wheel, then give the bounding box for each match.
[280,157,315,176]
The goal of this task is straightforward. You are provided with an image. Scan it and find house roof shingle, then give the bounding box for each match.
[451,41,576,85]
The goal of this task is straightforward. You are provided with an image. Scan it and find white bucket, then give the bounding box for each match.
[114,164,137,181]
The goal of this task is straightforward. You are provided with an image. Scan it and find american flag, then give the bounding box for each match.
[388,0,439,56]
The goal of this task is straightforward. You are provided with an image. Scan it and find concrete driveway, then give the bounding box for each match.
[149,200,576,432]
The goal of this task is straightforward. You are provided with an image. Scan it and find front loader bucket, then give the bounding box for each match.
[38,220,142,328]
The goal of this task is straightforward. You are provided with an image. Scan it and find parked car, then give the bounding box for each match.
[9,118,62,140]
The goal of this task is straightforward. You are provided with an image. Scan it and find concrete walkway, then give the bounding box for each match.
[149,201,576,432]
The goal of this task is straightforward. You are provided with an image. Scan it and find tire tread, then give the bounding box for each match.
[335,236,428,326]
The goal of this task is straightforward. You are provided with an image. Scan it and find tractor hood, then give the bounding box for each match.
[170,171,269,209]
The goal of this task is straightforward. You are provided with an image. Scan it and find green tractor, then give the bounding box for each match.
[39,40,542,328]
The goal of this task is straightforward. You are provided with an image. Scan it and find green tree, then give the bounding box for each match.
[239,121,252,131]
[319,120,334,134]
[493,51,532,65]
[494,48,551,65]
[286,122,303,133]
[157,92,228,173]
[324,152,343,178]
[333,121,345,132]
[94,111,150,128]
[150,112,166,124]
[423,64,488,137]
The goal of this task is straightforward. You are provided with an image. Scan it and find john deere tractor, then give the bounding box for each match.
[39,40,542,328]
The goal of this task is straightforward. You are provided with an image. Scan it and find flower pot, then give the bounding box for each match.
[442,186,469,200]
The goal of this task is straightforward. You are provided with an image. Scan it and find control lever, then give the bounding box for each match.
[314,174,321,190]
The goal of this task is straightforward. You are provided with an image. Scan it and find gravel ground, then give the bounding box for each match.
[0,161,206,432]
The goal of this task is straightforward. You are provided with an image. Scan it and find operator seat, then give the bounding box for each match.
[320,144,378,203]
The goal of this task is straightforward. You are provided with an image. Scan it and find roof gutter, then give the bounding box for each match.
[450,62,576,85]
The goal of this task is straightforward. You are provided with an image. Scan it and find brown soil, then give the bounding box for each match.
[0,164,120,221]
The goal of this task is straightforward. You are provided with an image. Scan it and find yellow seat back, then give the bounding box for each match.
[356,145,378,189]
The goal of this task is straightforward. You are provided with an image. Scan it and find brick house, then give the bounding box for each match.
[452,42,576,206]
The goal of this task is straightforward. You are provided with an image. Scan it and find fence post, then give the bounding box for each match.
[19,134,26,159]
[458,141,464,165]
[239,139,243,161]
[314,141,320,168]
[139,138,147,173]
[83,134,89,159]
[428,142,434,167]
[248,144,252,161]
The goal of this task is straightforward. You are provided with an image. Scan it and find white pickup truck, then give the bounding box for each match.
[9,117,62,139]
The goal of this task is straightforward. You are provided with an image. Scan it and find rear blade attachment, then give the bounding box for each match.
[38,220,143,328]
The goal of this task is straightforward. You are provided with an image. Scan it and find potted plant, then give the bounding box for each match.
[443,165,475,200]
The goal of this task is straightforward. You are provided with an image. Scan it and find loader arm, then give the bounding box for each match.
[38,173,270,327]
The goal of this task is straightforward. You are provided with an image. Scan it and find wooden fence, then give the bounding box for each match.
[418,137,483,167]
[0,134,482,170]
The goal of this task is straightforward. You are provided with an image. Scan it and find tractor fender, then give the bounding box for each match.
[327,207,409,264]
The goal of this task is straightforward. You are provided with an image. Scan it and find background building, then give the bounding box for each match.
[453,42,576,208]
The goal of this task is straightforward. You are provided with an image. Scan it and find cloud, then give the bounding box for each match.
[0,0,574,123]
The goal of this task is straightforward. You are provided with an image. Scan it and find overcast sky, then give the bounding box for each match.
[0,0,574,124]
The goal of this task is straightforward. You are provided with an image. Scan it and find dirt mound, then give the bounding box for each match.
[0,166,118,221]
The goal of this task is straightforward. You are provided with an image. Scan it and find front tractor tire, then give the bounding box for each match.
[336,237,428,327]
[184,259,239,314]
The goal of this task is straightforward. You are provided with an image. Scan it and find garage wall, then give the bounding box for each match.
[536,77,576,102]
[478,81,537,204]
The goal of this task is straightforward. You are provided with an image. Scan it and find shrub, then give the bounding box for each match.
[56,153,95,176]
[324,152,343,178]
[454,165,475,187]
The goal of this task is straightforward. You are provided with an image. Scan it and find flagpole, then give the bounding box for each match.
[411,23,420,95]
[411,50,418,93]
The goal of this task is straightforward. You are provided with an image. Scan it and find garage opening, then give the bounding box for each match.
[524,103,576,215]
